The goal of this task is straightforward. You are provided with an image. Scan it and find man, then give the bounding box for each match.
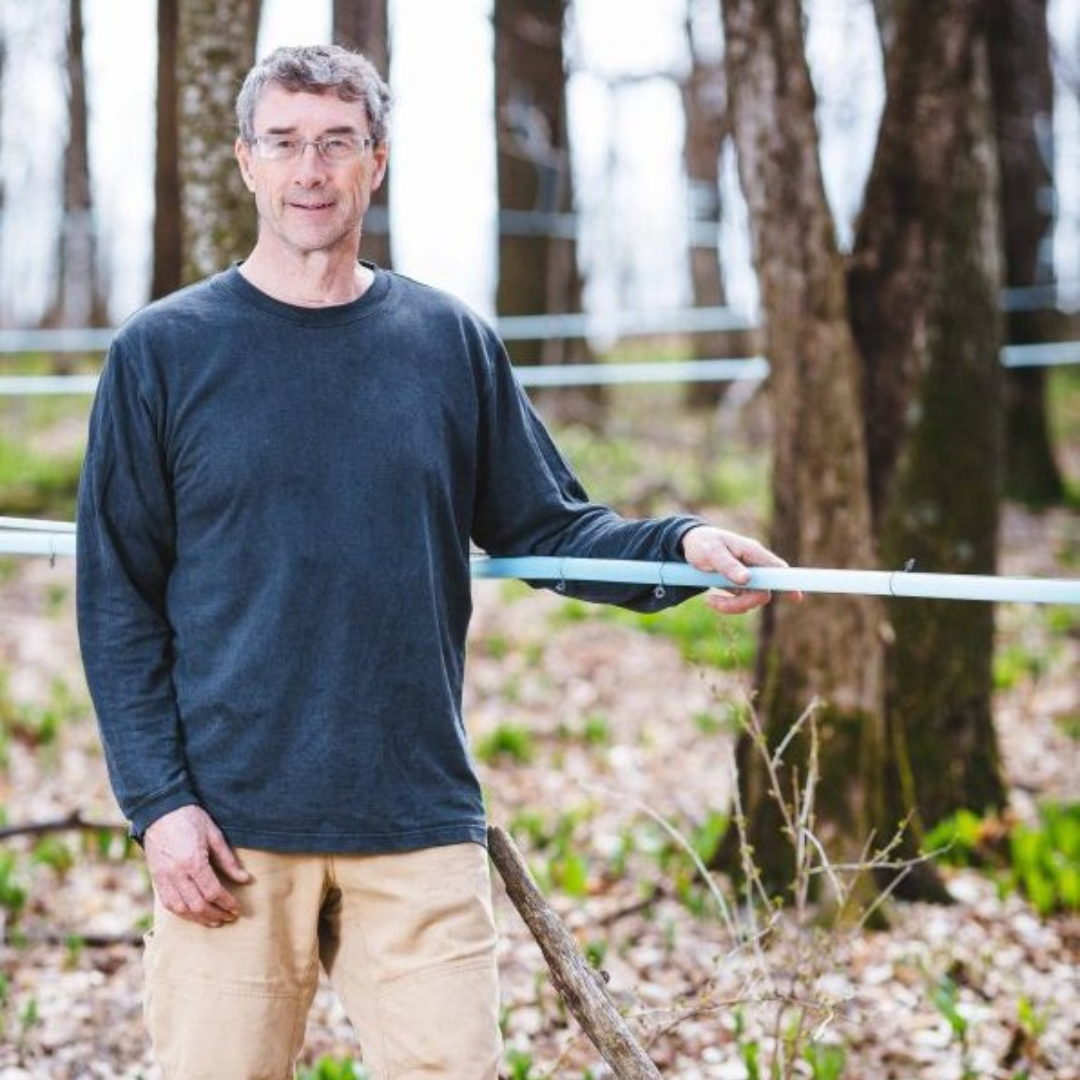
[77,44,789,1080]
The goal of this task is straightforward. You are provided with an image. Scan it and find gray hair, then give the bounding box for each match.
[236,44,392,145]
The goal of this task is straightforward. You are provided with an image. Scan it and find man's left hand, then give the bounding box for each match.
[680,525,798,615]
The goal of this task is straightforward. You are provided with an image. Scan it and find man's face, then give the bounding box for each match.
[235,86,388,261]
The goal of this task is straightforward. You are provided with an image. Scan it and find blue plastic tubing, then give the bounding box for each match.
[1,525,1077,605]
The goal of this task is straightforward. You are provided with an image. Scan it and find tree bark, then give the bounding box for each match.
[494,0,598,421]
[152,0,182,299]
[986,0,1064,505]
[681,1,753,410]
[848,1,979,523]
[333,0,392,269]
[49,0,105,329]
[879,30,1008,844]
[719,0,886,894]
[847,3,1008,866]
[176,0,263,284]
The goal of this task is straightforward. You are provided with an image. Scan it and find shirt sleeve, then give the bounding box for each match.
[76,339,198,838]
[471,336,706,612]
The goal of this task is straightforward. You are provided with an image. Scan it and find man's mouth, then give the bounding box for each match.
[290,201,334,211]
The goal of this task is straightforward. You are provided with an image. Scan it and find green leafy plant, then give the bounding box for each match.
[31,835,76,875]
[0,851,28,923]
[925,802,1079,914]
[803,1041,847,1080]
[475,722,536,765]
[505,1047,536,1080]
[928,972,976,1080]
[296,1056,367,1080]
[1008,802,1079,915]
[553,597,759,672]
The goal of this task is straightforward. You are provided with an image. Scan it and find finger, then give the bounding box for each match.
[207,829,252,884]
[705,588,773,615]
[165,875,225,927]
[716,537,804,601]
[723,534,789,570]
[190,863,240,919]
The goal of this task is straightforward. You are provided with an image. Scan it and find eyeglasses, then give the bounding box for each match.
[250,134,375,163]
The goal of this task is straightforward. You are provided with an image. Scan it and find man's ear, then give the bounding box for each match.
[371,142,390,192]
[235,138,256,192]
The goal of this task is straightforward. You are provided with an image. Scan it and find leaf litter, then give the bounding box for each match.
[0,507,1075,1079]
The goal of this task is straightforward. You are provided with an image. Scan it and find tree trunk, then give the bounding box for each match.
[333,0,392,270]
[176,0,263,284]
[152,0,182,300]
[494,0,597,421]
[719,0,886,896]
[849,1,978,524]
[681,1,756,413]
[986,0,1064,505]
[879,30,1008,845]
[49,0,105,329]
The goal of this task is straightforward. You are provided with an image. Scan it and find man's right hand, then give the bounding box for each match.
[144,805,252,927]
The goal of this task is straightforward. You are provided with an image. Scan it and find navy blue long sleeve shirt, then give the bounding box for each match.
[76,265,703,852]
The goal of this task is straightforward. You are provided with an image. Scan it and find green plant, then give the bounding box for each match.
[508,806,596,898]
[925,802,1079,914]
[1009,802,1079,915]
[803,1041,846,1080]
[505,1047,536,1080]
[296,1056,367,1080]
[31,835,76,875]
[928,973,976,1080]
[474,722,536,765]
[0,434,84,518]
[553,597,759,672]
[0,851,28,923]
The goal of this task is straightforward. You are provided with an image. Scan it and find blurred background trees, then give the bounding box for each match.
[332,0,391,269]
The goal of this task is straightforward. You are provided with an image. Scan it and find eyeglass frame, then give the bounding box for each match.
[248,132,377,163]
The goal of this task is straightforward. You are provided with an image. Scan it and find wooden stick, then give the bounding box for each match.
[0,811,128,842]
[487,825,663,1080]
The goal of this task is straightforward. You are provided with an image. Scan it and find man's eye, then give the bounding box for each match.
[271,137,299,152]
[323,138,351,152]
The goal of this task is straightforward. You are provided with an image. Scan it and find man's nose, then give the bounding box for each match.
[293,143,328,182]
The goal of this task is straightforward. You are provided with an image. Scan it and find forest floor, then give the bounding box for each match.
[0,375,1077,1079]
[0,501,1075,1080]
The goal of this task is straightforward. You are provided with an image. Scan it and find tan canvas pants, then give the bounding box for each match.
[142,841,501,1080]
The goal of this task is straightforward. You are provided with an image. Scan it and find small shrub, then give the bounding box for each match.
[475,722,536,765]
[925,802,1079,915]
[296,1056,367,1080]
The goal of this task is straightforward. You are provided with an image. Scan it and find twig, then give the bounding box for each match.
[0,811,128,842]
[487,824,663,1080]
[17,928,144,948]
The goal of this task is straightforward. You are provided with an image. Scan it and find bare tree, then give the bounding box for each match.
[719,0,886,892]
[719,0,1003,896]
[494,0,591,388]
[49,0,105,328]
[151,0,182,299]
[176,0,263,284]
[987,0,1065,505]
[333,0,392,269]
[680,0,750,409]
[877,27,1008,849]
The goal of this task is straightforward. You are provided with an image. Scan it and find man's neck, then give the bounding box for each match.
[239,245,373,308]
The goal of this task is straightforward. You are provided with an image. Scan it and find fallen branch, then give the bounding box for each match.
[18,928,144,948]
[487,824,662,1080]
[0,811,128,842]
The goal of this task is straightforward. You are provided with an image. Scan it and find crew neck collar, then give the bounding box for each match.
[219,261,392,326]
